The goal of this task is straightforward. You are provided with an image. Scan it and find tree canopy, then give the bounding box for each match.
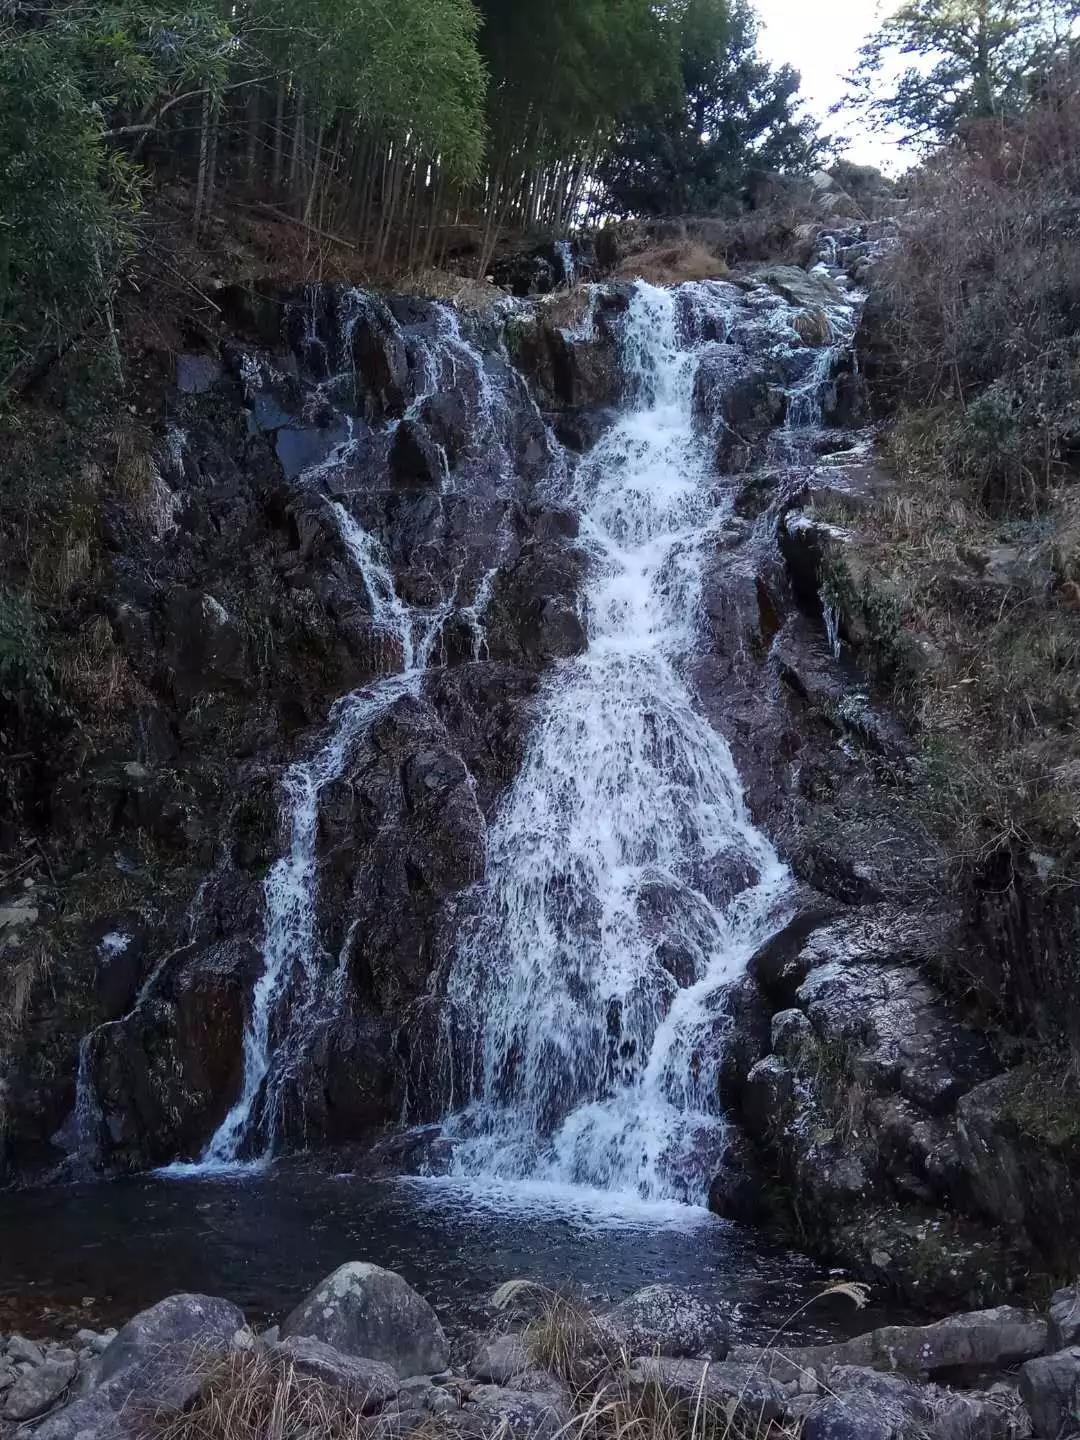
[843,0,1080,146]
[0,0,826,395]
[597,0,821,216]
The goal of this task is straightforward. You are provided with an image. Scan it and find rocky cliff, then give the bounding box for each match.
[1,221,1077,1313]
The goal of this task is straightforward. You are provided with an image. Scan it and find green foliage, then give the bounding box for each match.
[58,0,236,109]
[843,0,1080,145]
[598,0,821,216]
[0,28,135,391]
[477,0,674,162]
[0,592,56,747]
[253,0,488,178]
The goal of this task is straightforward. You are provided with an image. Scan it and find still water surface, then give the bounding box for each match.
[0,1165,902,1343]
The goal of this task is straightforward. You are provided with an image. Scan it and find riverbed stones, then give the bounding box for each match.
[605,1284,731,1359]
[731,1308,1048,1383]
[800,1393,900,1440]
[466,1379,572,1439]
[2,1354,78,1421]
[281,1262,449,1378]
[7,1333,45,1366]
[275,1336,399,1412]
[1019,1348,1080,1439]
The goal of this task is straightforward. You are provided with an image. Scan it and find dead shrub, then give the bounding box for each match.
[151,1347,373,1440]
[615,242,728,285]
[868,58,1080,516]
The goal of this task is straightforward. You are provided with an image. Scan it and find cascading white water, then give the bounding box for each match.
[438,277,851,1203]
[200,301,517,1166]
[163,240,864,1180]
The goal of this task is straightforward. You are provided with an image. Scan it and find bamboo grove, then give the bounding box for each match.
[0,0,817,389]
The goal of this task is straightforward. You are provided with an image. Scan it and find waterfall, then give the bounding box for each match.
[197,298,524,1167]
[436,281,804,1204]
[555,241,576,288]
[86,242,865,1182]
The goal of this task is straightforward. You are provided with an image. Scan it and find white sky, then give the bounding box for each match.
[754,0,909,173]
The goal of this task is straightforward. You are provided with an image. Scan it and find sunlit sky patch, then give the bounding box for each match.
[755,0,910,173]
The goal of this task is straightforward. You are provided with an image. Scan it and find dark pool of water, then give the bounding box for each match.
[0,1164,903,1346]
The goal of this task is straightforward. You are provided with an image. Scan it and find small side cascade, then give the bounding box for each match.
[198,290,543,1167]
[555,240,576,288]
[824,603,843,660]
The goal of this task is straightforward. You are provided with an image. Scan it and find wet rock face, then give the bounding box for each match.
[2,279,593,1178]
[728,902,1021,1307]
[87,939,260,1169]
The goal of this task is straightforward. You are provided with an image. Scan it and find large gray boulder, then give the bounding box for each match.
[1048,1283,1080,1350]
[97,1293,249,1389]
[280,1262,449,1378]
[274,1336,398,1413]
[1019,1348,1080,1439]
[33,1294,249,1440]
[605,1285,730,1359]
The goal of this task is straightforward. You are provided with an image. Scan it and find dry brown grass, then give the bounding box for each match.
[614,243,728,286]
[51,614,152,721]
[152,1348,376,1440]
[149,1282,878,1440]
[0,941,51,1048]
[868,59,1080,516]
[810,419,1080,872]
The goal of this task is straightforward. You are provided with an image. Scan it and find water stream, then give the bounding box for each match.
[437,282,800,1201]
[195,300,535,1166]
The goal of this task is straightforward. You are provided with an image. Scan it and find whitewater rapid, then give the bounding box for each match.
[439,281,808,1203]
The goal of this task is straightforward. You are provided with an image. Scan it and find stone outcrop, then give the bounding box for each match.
[280,1262,449,1378]
[732,1307,1047,1381]
[731,900,1021,1306]
[2,1265,1075,1440]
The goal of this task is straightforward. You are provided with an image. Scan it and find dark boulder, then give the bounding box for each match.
[390,419,445,488]
[88,939,260,1169]
[1020,1348,1080,1439]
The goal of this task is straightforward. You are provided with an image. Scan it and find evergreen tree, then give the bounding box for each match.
[597,0,820,217]
[843,0,1080,145]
